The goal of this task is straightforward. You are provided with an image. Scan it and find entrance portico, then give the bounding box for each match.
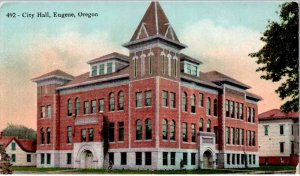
[198,132,217,169]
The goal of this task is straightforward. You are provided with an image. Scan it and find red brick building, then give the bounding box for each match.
[32,1,261,169]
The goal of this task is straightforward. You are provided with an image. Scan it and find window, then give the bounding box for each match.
[280,125,284,135]
[91,100,96,114]
[182,92,187,112]
[247,107,251,122]
[99,64,105,75]
[232,154,235,165]
[41,153,45,164]
[89,128,94,142]
[107,62,112,73]
[231,128,234,145]
[136,152,142,165]
[109,153,114,164]
[149,56,152,75]
[247,130,250,146]
[11,142,16,151]
[236,128,239,145]
[253,155,256,164]
[174,59,177,76]
[81,129,86,142]
[11,154,16,162]
[183,153,187,165]
[99,99,104,112]
[207,120,211,132]
[67,126,72,144]
[163,152,168,165]
[134,58,137,78]
[226,127,230,144]
[118,91,124,110]
[191,123,196,142]
[170,152,176,165]
[239,103,243,119]
[67,99,72,116]
[161,55,165,74]
[145,152,152,165]
[213,99,218,116]
[182,122,187,142]
[252,108,255,123]
[191,94,196,113]
[191,153,196,165]
[249,154,252,164]
[67,153,72,165]
[227,154,230,165]
[230,101,234,118]
[240,129,244,145]
[199,118,203,131]
[170,120,175,141]
[47,153,51,164]
[162,91,168,107]
[47,105,51,117]
[84,101,89,114]
[206,98,211,115]
[225,100,229,117]
[170,92,175,108]
[237,154,240,165]
[109,123,115,142]
[47,128,51,144]
[145,91,152,106]
[121,152,127,165]
[145,119,152,140]
[41,106,46,118]
[109,93,115,111]
[75,98,80,115]
[199,93,204,107]
[91,66,97,76]
[136,92,142,108]
[252,131,255,146]
[136,120,142,140]
[241,154,245,165]
[235,102,239,118]
[191,65,197,76]
[162,119,168,140]
[264,125,269,136]
[41,128,45,144]
[118,122,124,141]
[27,154,31,163]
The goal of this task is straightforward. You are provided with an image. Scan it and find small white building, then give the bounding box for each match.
[258,109,299,166]
[0,132,36,166]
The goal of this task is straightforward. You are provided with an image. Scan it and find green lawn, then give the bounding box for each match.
[235,165,296,171]
[12,167,72,172]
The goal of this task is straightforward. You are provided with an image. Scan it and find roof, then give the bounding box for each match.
[124,1,186,48]
[258,109,299,120]
[32,69,74,82]
[246,91,263,101]
[0,136,36,153]
[87,52,129,64]
[180,53,203,65]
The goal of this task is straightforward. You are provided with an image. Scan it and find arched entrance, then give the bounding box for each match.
[80,150,94,169]
[203,150,213,169]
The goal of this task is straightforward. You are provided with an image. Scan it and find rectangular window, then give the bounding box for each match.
[226,127,230,144]
[247,107,251,122]
[161,55,165,74]
[67,126,72,144]
[231,128,235,145]
[41,106,46,118]
[252,108,255,123]
[91,66,97,76]
[134,59,137,78]
[191,95,196,113]
[84,101,89,114]
[170,152,176,165]
[241,154,245,165]
[249,154,252,164]
[170,92,176,108]
[232,154,235,165]
[11,154,16,162]
[67,153,72,165]
[191,153,196,165]
[235,102,238,118]
[230,101,234,118]
[109,123,115,142]
[91,100,96,114]
[225,100,229,117]
[182,122,187,142]
[89,128,94,142]
[47,105,51,117]
[121,152,127,165]
[118,122,124,142]
[252,131,255,146]
[163,152,168,165]
[27,154,31,163]
[280,125,284,135]
[240,129,244,145]
[227,154,230,165]
[186,63,191,74]
[145,152,152,165]
[239,103,243,119]
[145,91,152,106]
[253,155,256,165]
[11,142,16,151]
[135,152,142,165]
[199,93,203,107]
[237,154,240,165]
[247,130,251,146]
[99,99,104,112]
[81,129,86,142]
[236,128,239,145]
[136,92,142,108]
[162,91,168,107]
[99,64,105,75]
[174,59,177,76]
[183,152,187,165]
[41,153,45,164]
[191,123,196,142]
[280,142,284,153]
[107,62,113,73]
[109,153,114,165]
[47,153,51,164]
[191,65,197,76]
[264,125,269,136]
[149,56,152,75]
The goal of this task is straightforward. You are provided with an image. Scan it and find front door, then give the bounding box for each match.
[203,151,212,169]
[85,151,93,169]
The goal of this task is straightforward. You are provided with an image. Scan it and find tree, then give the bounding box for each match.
[2,123,36,141]
[249,2,299,112]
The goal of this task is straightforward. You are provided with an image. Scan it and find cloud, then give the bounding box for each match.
[180,19,283,113]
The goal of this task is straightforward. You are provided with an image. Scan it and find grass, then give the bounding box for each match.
[234,165,296,171]
[12,166,72,172]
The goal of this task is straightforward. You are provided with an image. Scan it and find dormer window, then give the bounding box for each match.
[107,62,113,74]
[91,66,97,76]
[184,62,199,76]
[99,64,105,75]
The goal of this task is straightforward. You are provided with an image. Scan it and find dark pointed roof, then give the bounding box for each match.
[123,1,186,49]
[258,109,299,120]
[32,69,74,82]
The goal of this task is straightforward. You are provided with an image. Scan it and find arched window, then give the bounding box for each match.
[46,128,51,144]
[182,92,187,112]
[191,123,196,142]
[199,118,203,131]
[162,119,168,140]
[191,94,196,113]
[161,54,165,74]
[207,119,211,132]
[145,119,152,140]
[67,99,72,116]
[40,128,45,144]
[133,58,137,78]
[213,99,218,116]
[109,93,115,112]
[75,98,80,115]
[136,120,142,140]
[170,120,175,141]
[148,55,152,75]
[206,98,211,115]
[118,91,124,111]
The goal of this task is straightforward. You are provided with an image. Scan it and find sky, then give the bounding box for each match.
[0,1,285,131]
